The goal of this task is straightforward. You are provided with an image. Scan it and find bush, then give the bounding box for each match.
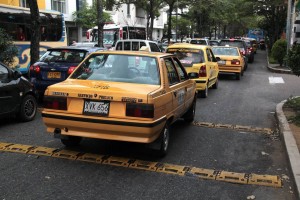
[271,39,287,66]
[286,44,300,76]
[0,28,18,66]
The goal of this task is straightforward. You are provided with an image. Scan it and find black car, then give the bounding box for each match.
[0,62,37,122]
[219,39,251,67]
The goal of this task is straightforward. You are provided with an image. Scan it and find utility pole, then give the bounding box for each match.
[286,0,292,51]
[97,0,104,47]
[175,0,178,42]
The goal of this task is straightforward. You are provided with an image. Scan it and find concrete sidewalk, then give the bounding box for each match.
[266,60,300,198]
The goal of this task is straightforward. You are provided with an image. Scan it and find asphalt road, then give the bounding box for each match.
[1,50,300,200]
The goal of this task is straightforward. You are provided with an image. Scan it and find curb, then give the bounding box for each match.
[276,100,300,198]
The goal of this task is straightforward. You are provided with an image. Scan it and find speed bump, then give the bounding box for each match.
[248,174,282,187]
[4,144,34,154]
[216,171,248,184]
[0,141,283,188]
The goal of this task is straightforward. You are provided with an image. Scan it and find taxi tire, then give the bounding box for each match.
[212,78,218,89]
[61,136,82,146]
[18,94,37,122]
[183,96,196,123]
[199,86,208,98]
[236,73,241,80]
[157,123,170,157]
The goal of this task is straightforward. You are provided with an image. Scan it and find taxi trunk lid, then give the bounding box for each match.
[44,80,161,117]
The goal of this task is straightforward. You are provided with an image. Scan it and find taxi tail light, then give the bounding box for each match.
[67,66,77,75]
[30,65,41,74]
[126,103,154,118]
[240,50,246,56]
[198,66,207,77]
[231,59,240,65]
[43,96,67,110]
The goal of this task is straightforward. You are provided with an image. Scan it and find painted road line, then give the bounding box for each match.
[0,141,282,188]
[269,76,285,84]
[192,121,273,135]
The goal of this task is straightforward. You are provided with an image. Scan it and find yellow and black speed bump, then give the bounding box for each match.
[0,141,282,188]
[192,121,273,135]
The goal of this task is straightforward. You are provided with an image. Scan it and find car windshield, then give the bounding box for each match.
[39,49,87,63]
[167,48,205,67]
[212,47,239,56]
[70,54,160,85]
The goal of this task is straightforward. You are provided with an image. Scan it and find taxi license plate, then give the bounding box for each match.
[83,100,110,116]
[47,72,61,79]
[217,60,226,65]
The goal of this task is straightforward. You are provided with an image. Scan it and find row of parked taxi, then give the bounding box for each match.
[0,37,257,156]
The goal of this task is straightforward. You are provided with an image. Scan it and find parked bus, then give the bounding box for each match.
[86,24,146,49]
[0,4,67,75]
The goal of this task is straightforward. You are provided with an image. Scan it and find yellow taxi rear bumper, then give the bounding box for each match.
[42,112,166,143]
[219,65,242,74]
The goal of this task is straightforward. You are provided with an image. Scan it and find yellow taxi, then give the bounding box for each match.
[211,46,245,80]
[42,51,197,156]
[166,43,219,98]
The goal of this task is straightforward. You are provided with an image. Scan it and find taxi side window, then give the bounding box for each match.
[172,57,188,81]
[206,49,212,62]
[165,58,180,85]
[209,49,217,62]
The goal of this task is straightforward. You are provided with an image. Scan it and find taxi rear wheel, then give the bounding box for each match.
[61,136,82,146]
[199,85,208,98]
[157,123,170,157]
[183,96,196,123]
[212,78,218,89]
[236,73,241,80]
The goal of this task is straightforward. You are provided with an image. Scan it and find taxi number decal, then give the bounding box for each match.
[93,85,110,89]
[52,92,69,96]
[122,97,137,103]
[98,95,113,100]
[78,94,93,98]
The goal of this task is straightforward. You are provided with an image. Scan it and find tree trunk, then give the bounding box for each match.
[146,14,150,40]
[97,0,104,47]
[167,3,174,43]
[28,0,40,66]
[149,1,154,40]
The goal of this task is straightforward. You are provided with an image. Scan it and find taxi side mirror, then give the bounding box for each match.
[216,57,221,61]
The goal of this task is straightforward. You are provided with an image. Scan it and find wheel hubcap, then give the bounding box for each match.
[163,128,169,151]
[24,99,35,117]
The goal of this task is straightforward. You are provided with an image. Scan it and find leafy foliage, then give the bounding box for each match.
[0,28,18,66]
[73,0,112,29]
[271,39,287,66]
[286,44,300,76]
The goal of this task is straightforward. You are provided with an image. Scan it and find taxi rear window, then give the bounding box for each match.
[70,54,160,85]
[212,47,239,56]
[166,48,205,67]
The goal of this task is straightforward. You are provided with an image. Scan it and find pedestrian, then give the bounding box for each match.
[41,26,47,41]
[17,27,26,41]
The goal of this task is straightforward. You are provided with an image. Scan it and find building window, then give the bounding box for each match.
[52,0,66,13]
[20,0,29,8]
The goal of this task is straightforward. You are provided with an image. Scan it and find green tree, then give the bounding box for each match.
[287,44,300,76]
[271,39,287,66]
[171,16,191,40]
[73,0,112,29]
[130,0,164,40]
[0,28,18,66]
